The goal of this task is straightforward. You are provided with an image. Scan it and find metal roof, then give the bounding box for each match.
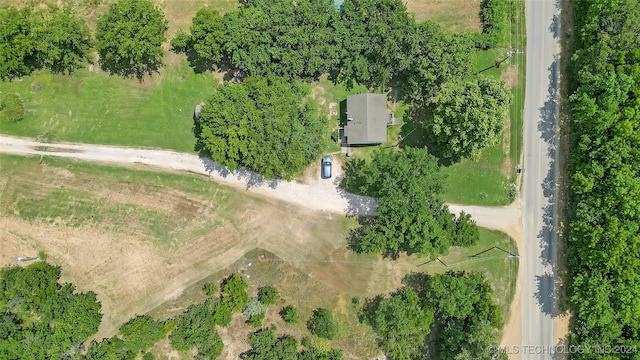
[344,94,388,145]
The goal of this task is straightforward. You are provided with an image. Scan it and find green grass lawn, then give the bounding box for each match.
[438,1,526,206]
[416,228,519,318]
[0,60,213,152]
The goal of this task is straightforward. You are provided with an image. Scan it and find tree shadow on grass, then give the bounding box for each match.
[99,55,163,81]
[401,272,433,298]
[398,105,454,167]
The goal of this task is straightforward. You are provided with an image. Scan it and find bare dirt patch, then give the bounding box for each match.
[501,65,520,89]
[406,0,482,32]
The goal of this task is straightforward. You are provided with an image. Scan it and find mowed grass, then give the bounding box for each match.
[441,0,527,206]
[0,60,213,152]
[416,228,519,318]
[0,154,236,246]
[0,0,242,152]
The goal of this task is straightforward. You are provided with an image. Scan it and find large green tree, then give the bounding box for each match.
[343,147,479,258]
[0,262,103,359]
[222,0,340,80]
[171,7,224,69]
[306,308,337,340]
[169,302,224,358]
[0,5,34,80]
[428,77,512,163]
[361,271,506,360]
[335,0,415,89]
[118,315,171,355]
[244,329,298,360]
[95,0,167,78]
[361,287,434,359]
[198,76,328,179]
[396,21,473,103]
[31,5,91,74]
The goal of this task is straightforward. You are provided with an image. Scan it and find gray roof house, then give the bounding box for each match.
[343,94,389,145]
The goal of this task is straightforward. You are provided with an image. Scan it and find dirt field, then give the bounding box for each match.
[0,156,358,339]
[406,0,482,32]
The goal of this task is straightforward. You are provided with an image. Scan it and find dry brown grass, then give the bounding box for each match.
[406,0,482,32]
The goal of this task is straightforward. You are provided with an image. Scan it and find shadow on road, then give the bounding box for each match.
[198,154,280,190]
[535,57,561,318]
[534,273,556,316]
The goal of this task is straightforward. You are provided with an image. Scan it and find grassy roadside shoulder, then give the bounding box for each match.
[442,0,526,206]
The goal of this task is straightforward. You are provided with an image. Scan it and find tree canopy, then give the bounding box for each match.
[428,77,512,163]
[568,0,640,355]
[31,5,91,74]
[362,287,434,359]
[0,6,35,80]
[306,308,337,340]
[171,7,225,69]
[0,4,91,79]
[0,262,102,359]
[343,147,479,258]
[222,0,340,80]
[335,0,415,89]
[361,271,506,360]
[95,0,167,78]
[396,21,473,103]
[242,328,344,360]
[198,75,328,179]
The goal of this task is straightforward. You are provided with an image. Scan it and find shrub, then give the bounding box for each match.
[307,308,336,340]
[220,274,249,312]
[248,312,265,328]
[0,93,26,122]
[243,298,267,319]
[280,305,299,324]
[257,286,278,305]
[202,282,217,297]
[331,129,340,143]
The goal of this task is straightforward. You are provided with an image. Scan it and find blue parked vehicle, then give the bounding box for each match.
[321,156,332,179]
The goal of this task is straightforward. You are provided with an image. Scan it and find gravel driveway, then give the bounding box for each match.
[0,135,520,233]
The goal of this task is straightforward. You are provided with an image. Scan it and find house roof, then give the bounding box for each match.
[344,94,388,145]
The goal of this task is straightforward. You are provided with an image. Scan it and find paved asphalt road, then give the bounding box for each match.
[520,0,561,358]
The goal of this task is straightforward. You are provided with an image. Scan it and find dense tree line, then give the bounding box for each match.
[223,0,340,81]
[343,147,479,258]
[175,0,508,90]
[0,262,102,359]
[197,75,328,179]
[568,0,640,357]
[0,4,91,79]
[360,271,506,360]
